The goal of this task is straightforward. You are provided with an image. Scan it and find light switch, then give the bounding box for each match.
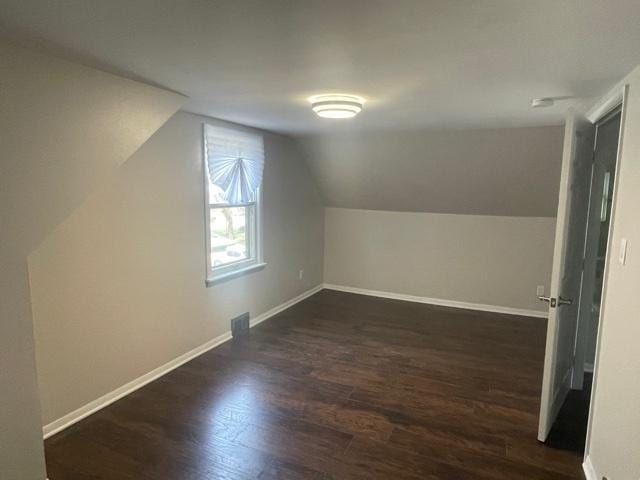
[619,238,628,265]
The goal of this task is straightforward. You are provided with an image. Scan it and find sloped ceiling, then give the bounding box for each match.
[1,41,186,254]
[2,0,634,217]
[297,125,564,217]
[0,40,185,480]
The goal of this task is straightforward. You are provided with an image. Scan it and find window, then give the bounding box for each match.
[203,124,265,284]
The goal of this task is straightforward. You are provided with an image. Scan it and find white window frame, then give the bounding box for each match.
[203,124,265,286]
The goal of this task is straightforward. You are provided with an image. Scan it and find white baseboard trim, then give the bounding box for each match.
[250,284,323,328]
[583,455,598,480]
[322,283,548,318]
[42,284,323,439]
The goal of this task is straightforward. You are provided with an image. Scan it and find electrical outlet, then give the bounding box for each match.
[536,285,545,296]
[298,269,304,280]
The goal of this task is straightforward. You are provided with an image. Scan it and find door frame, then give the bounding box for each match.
[538,84,627,443]
[571,106,622,390]
[582,84,628,460]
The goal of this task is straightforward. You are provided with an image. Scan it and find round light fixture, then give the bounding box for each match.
[308,94,365,119]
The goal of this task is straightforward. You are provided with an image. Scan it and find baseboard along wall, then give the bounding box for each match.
[322,283,548,318]
[582,455,598,480]
[43,282,547,439]
[42,284,324,439]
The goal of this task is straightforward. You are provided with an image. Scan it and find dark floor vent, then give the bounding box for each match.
[231,312,250,337]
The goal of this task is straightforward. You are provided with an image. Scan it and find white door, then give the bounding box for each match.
[538,109,595,441]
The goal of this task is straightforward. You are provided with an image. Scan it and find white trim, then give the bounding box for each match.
[42,282,543,440]
[586,81,625,123]
[584,362,594,373]
[42,284,323,439]
[206,261,267,286]
[585,84,629,457]
[322,283,548,318]
[43,331,231,439]
[582,455,598,480]
[202,121,265,287]
[250,284,323,328]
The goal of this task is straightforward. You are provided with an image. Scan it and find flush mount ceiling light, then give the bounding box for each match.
[308,94,365,119]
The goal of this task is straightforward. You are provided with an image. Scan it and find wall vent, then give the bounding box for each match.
[231,312,250,338]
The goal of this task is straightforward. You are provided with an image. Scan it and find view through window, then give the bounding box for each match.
[207,183,254,268]
[203,124,264,282]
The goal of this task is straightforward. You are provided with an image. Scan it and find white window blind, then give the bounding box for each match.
[204,124,264,204]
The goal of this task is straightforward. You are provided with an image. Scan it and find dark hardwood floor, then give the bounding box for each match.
[45,290,584,479]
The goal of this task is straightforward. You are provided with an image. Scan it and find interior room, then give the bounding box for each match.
[1,2,639,479]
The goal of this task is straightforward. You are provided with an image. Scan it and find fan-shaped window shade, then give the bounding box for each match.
[204,124,264,204]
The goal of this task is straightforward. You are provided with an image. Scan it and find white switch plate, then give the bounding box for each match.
[619,238,628,265]
[536,285,545,296]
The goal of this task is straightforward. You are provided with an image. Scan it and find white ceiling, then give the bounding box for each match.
[2,0,640,135]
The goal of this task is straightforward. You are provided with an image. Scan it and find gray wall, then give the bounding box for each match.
[0,254,44,479]
[298,126,564,216]
[0,41,183,480]
[29,112,325,425]
[324,208,555,312]
[586,67,640,479]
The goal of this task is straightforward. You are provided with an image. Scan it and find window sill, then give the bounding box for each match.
[206,262,267,287]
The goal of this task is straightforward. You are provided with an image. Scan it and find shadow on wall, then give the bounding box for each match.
[297,125,564,216]
[0,40,184,480]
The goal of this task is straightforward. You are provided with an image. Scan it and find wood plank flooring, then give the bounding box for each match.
[45,290,584,479]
